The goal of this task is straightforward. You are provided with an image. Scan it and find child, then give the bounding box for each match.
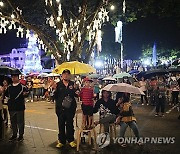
[79,77,94,129]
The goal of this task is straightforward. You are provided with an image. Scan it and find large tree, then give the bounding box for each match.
[0,0,112,64]
[141,44,180,61]
[0,0,179,64]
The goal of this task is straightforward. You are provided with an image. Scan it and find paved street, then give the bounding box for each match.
[0,98,180,154]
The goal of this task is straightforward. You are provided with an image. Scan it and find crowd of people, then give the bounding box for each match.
[0,69,179,149]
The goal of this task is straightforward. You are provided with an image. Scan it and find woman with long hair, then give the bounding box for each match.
[116,93,140,147]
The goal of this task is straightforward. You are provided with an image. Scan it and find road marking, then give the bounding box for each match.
[166,104,179,114]
[25,125,58,132]
[26,110,46,115]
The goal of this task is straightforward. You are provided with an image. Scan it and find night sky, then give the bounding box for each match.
[102,15,180,59]
[0,15,179,59]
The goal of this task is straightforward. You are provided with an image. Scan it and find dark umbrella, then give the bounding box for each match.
[167,68,180,73]
[136,71,146,79]
[0,75,12,86]
[172,59,180,66]
[129,70,139,75]
[0,66,21,75]
[144,69,168,78]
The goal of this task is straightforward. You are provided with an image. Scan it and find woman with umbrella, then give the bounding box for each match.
[102,83,144,147]
[116,93,140,147]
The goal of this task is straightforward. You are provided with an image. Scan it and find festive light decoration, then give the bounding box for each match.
[23,34,42,73]
[0,1,4,7]
[0,0,109,62]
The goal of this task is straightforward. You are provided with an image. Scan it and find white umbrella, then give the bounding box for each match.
[102,83,145,95]
[48,73,60,77]
[102,76,116,81]
[38,73,49,78]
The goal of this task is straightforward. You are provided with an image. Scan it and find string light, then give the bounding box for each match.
[0,1,4,7]
[11,14,15,19]
[0,0,110,61]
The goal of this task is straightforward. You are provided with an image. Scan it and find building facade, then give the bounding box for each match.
[0,48,26,70]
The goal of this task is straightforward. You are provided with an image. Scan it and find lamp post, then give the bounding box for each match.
[115,21,123,70]
[115,0,126,72]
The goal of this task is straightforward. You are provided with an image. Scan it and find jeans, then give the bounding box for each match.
[156,96,166,113]
[9,111,25,137]
[28,91,33,100]
[120,121,140,138]
[99,114,116,133]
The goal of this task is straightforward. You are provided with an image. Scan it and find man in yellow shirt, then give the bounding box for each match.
[32,76,40,101]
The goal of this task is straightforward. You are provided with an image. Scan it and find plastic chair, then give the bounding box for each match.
[99,123,117,139]
[75,109,97,152]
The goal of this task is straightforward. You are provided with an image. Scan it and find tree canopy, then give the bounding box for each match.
[0,0,179,64]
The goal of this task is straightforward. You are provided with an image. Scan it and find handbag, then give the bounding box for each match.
[62,95,72,108]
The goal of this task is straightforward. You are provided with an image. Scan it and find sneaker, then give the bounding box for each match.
[56,140,64,148]
[69,141,77,148]
[17,136,24,142]
[142,103,144,106]
[137,142,143,146]
[155,113,159,117]
[31,100,33,102]
[9,135,17,141]
[147,103,149,106]
[160,114,165,117]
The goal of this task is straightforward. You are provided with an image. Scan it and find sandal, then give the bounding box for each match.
[120,143,127,147]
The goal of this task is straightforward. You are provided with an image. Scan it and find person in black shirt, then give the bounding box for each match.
[5,74,28,142]
[53,69,78,148]
[93,90,119,133]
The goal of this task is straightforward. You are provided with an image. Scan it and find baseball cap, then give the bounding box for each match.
[83,77,93,82]
[62,69,71,74]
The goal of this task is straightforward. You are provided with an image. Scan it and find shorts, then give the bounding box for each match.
[81,104,93,116]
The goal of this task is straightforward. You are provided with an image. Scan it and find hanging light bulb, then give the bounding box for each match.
[58,4,62,16]
[45,0,48,5]
[16,32,19,37]
[0,1,4,7]
[78,32,81,42]
[57,16,61,21]
[8,25,12,30]
[50,0,53,6]
[11,14,15,19]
